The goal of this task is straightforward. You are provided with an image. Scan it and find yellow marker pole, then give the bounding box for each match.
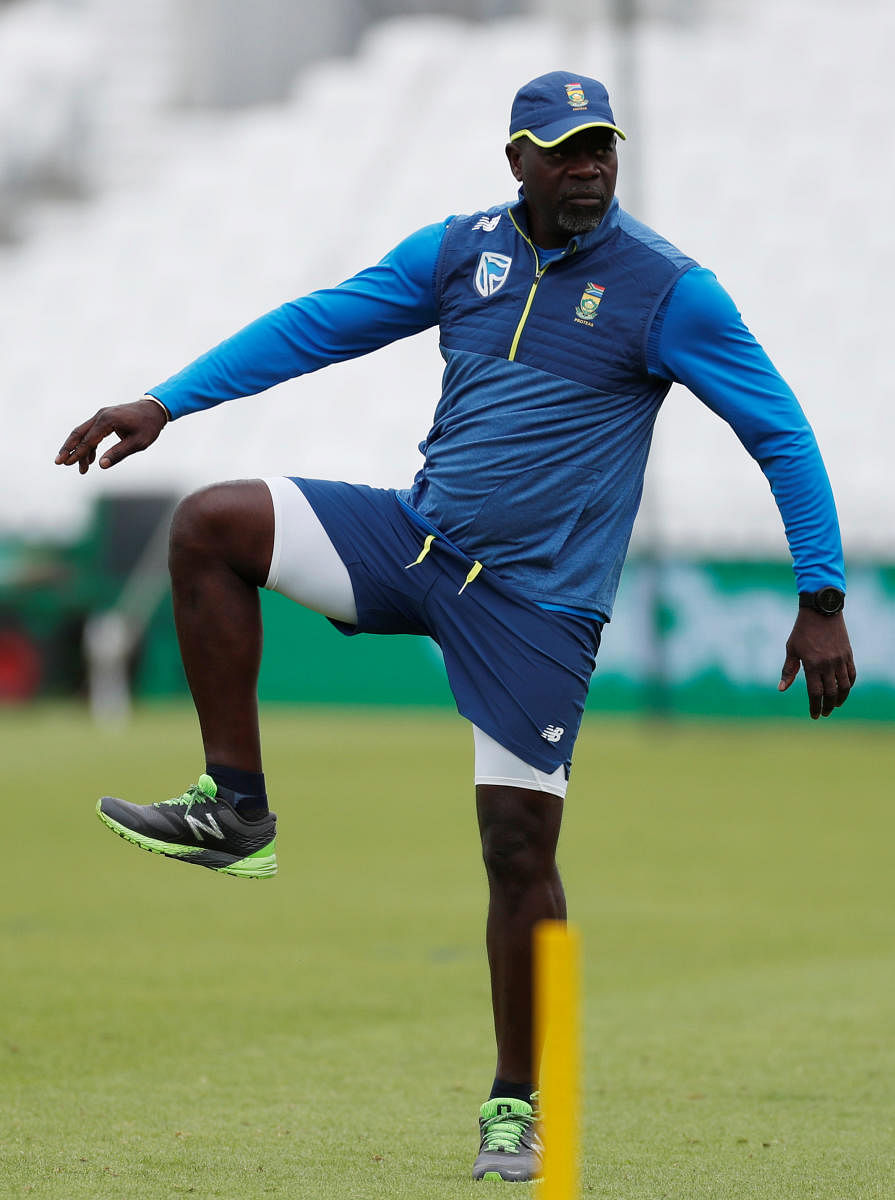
[534,919,581,1200]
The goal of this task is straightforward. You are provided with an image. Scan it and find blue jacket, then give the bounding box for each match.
[398,199,694,616]
[151,197,845,618]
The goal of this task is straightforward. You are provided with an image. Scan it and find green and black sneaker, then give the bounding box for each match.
[96,774,277,879]
[472,1096,541,1182]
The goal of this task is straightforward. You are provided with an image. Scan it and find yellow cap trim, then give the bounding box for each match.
[510,121,626,147]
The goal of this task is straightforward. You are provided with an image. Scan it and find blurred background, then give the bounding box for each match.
[1,0,892,719]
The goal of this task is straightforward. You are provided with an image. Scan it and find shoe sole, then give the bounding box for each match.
[95,803,278,879]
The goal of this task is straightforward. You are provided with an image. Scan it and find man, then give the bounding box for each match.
[56,71,855,1182]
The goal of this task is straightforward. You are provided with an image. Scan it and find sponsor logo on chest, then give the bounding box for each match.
[474,251,513,298]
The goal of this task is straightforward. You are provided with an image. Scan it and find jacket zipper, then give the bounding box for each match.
[508,265,548,361]
[506,210,574,361]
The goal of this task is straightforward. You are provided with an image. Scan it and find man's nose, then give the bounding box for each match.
[567,151,601,175]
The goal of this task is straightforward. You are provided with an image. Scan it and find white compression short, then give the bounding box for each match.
[262,476,569,799]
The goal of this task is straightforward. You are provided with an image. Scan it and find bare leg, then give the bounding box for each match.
[168,480,274,771]
[476,784,566,1086]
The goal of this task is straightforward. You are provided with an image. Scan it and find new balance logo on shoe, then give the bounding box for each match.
[185,812,226,841]
[540,725,565,743]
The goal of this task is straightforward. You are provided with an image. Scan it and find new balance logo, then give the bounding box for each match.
[540,725,565,744]
[473,214,502,232]
[185,812,226,841]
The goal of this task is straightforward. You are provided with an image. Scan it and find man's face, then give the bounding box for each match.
[505,129,619,249]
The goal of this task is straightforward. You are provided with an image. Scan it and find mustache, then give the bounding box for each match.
[559,188,607,203]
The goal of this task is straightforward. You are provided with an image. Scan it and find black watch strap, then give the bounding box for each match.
[799,587,845,616]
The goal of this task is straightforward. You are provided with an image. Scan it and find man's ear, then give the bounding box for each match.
[505,141,524,182]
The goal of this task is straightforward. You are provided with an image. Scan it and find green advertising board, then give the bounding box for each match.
[588,561,893,721]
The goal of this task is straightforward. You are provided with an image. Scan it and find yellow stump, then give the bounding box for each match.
[534,919,581,1200]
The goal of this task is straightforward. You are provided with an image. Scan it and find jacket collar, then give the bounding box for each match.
[509,194,621,255]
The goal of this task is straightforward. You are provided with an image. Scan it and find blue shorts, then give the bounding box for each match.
[292,478,601,774]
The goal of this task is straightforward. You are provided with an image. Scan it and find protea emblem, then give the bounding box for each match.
[565,82,587,109]
[574,281,606,325]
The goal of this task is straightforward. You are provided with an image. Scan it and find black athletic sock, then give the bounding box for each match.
[489,1077,534,1105]
[205,763,268,819]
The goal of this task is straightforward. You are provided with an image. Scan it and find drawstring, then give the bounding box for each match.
[404,534,484,597]
[404,534,436,569]
[458,561,483,595]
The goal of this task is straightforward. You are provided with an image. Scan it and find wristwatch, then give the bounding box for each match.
[798,587,845,616]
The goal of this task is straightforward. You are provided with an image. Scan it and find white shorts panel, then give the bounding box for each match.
[262,477,358,624]
[473,725,569,799]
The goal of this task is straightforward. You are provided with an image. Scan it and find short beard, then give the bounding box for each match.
[555,203,606,235]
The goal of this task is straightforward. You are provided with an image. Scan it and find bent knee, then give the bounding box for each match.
[169,480,273,583]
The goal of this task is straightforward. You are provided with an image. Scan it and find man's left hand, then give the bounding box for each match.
[778,609,856,718]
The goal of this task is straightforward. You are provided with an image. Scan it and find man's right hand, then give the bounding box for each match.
[55,397,168,474]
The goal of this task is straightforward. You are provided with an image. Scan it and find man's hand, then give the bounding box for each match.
[779,609,856,718]
[55,398,167,474]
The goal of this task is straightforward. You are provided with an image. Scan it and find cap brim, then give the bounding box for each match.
[510,119,627,146]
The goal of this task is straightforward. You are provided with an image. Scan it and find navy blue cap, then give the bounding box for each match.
[509,70,626,146]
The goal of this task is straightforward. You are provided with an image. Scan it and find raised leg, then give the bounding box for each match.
[168,479,274,771]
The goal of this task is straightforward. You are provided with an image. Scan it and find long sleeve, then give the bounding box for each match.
[649,266,845,592]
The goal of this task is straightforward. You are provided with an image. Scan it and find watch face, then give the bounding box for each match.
[816,587,844,614]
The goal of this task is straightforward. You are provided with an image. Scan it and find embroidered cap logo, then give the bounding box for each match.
[565,82,587,110]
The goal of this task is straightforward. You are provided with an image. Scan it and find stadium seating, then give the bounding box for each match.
[1,0,892,566]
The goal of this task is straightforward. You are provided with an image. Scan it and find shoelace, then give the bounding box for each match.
[157,784,213,814]
[480,1109,532,1152]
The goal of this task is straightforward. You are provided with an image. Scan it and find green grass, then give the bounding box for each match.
[2,704,894,1198]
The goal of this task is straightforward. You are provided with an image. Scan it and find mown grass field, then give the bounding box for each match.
[2,704,894,1199]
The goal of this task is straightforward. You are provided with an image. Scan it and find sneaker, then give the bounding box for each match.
[472,1096,541,1182]
[96,773,277,879]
